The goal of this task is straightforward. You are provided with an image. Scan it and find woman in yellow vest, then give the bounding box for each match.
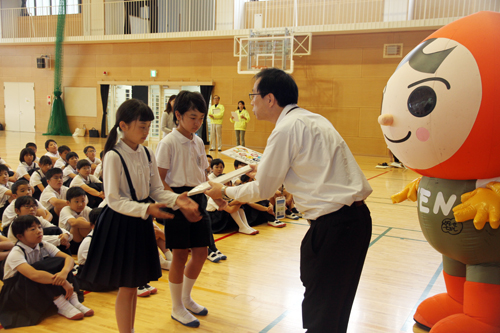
[230,101,250,147]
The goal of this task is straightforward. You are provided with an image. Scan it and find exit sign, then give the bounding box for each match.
[150,69,157,77]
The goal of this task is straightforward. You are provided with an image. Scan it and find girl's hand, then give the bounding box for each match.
[62,280,74,300]
[267,204,275,216]
[147,203,175,219]
[208,114,214,119]
[215,198,227,211]
[176,192,202,222]
[241,115,247,120]
[52,271,68,286]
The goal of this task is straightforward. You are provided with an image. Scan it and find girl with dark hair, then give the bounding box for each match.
[156,91,227,328]
[230,100,250,146]
[161,94,177,137]
[79,98,201,333]
[16,148,38,182]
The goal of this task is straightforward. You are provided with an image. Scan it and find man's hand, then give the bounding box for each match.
[176,192,202,222]
[205,181,224,200]
[391,177,421,203]
[147,203,175,220]
[453,186,500,230]
[246,164,258,180]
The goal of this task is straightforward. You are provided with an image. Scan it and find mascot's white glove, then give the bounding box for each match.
[453,181,500,230]
[391,177,421,203]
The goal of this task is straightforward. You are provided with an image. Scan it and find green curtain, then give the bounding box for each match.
[44,0,71,136]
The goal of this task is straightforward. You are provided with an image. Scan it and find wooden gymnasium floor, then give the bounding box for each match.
[0,132,442,333]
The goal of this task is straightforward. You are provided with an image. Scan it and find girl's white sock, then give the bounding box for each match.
[169,281,197,324]
[182,276,207,315]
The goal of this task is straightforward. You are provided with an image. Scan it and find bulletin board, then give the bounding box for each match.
[63,87,97,117]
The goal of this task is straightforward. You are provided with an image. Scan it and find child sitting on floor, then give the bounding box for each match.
[8,196,71,254]
[59,187,92,255]
[30,156,53,200]
[2,179,53,236]
[70,160,104,208]
[54,146,71,169]
[44,139,60,164]
[39,168,69,227]
[0,234,14,281]
[62,152,79,187]
[93,151,104,181]
[0,164,14,219]
[83,146,101,175]
[0,215,93,329]
[16,148,38,182]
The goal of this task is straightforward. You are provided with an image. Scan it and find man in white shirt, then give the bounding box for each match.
[205,68,373,333]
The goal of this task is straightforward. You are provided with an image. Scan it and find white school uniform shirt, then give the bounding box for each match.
[62,165,77,183]
[0,182,12,208]
[45,151,60,158]
[77,229,93,265]
[85,157,102,165]
[2,199,45,230]
[69,174,102,188]
[226,104,373,220]
[59,205,92,233]
[104,139,179,220]
[16,162,38,179]
[0,158,13,172]
[54,157,66,169]
[40,185,69,211]
[7,216,72,246]
[3,240,60,280]
[94,163,103,179]
[29,170,46,188]
[155,128,209,187]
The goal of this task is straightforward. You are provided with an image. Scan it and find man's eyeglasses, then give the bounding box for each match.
[249,93,260,101]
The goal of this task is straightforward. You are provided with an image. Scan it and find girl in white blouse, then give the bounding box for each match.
[16,148,38,182]
[156,91,227,328]
[79,98,201,333]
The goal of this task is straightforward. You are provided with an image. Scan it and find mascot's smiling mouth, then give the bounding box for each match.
[385,131,411,143]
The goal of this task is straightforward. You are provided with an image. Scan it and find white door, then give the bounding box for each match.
[4,82,35,132]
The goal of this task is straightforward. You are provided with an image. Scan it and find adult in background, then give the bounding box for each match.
[230,101,250,147]
[161,95,177,138]
[207,95,224,151]
[205,68,373,333]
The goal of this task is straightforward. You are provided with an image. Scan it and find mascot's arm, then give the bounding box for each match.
[391,177,421,203]
[453,182,500,230]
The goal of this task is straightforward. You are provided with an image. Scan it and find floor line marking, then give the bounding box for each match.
[400,262,443,332]
[367,171,390,180]
[369,227,392,247]
[260,310,290,333]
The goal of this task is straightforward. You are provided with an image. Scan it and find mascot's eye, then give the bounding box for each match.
[407,86,436,118]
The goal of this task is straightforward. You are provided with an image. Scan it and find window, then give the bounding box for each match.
[25,0,81,16]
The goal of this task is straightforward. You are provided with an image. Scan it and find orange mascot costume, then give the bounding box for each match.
[379,11,500,333]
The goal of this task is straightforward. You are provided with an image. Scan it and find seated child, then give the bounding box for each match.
[0,164,14,219]
[93,151,104,181]
[75,207,117,292]
[0,157,18,183]
[16,148,38,181]
[208,158,224,181]
[62,152,79,187]
[44,139,60,164]
[83,146,101,175]
[0,215,93,329]
[70,160,104,208]
[54,146,71,169]
[0,234,14,281]
[2,179,53,236]
[26,142,40,164]
[59,187,92,254]
[206,154,213,177]
[232,160,247,186]
[39,168,69,227]
[8,196,71,254]
[239,175,286,228]
[30,156,53,200]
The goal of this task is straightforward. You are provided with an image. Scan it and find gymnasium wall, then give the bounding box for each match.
[0,29,435,156]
